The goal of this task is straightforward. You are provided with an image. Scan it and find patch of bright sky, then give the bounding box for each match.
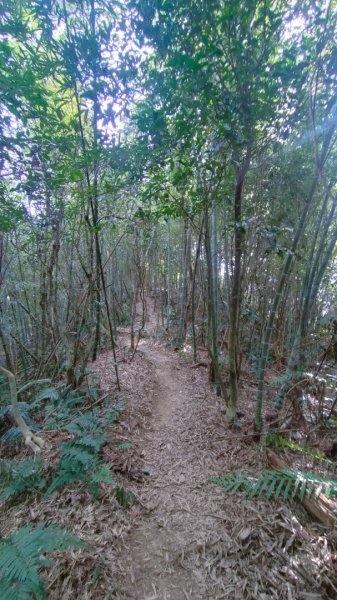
[282,0,331,43]
[282,12,306,43]
[53,7,152,142]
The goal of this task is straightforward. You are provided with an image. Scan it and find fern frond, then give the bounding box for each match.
[78,434,107,452]
[0,402,31,420]
[88,465,115,498]
[104,400,124,422]
[116,486,136,508]
[0,525,85,600]
[45,435,102,496]
[1,427,24,444]
[31,387,60,406]
[46,403,115,496]
[65,414,102,435]
[118,442,134,450]
[89,465,115,485]
[213,470,337,502]
[60,444,97,466]
[212,472,252,494]
[45,469,84,496]
[0,459,45,502]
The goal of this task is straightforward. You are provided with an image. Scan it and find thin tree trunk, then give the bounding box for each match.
[175,220,190,349]
[274,190,337,411]
[166,217,172,331]
[227,150,251,422]
[205,207,228,401]
[191,217,204,362]
[255,108,337,430]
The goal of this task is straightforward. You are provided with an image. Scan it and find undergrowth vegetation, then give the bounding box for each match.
[0,525,86,600]
[213,431,337,506]
[0,382,124,498]
[0,381,130,598]
[45,408,118,497]
[213,469,337,502]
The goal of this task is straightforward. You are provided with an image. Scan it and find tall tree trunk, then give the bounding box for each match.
[274,190,337,410]
[255,107,337,430]
[175,219,191,349]
[191,217,204,362]
[205,207,228,401]
[166,217,172,332]
[227,151,251,422]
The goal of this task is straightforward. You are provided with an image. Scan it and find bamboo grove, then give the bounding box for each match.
[1,0,337,431]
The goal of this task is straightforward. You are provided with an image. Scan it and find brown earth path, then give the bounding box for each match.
[113,301,233,599]
[0,299,332,599]
[111,297,328,600]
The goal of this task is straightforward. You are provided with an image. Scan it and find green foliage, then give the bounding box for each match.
[0,186,26,233]
[91,553,106,587]
[115,485,136,509]
[0,524,85,600]
[0,392,122,501]
[88,465,115,499]
[43,386,122,430]
[44,389,89,429]
[270,370,296,386]
[0,382,62,445]
[0,459,45,502]
[118,442,134,450]
[327,416,337,428]
[45,408,120,496]
[0,376,10,405]
[213,469,337,502]
[31,387,60,406]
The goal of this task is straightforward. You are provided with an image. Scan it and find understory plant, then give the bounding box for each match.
[0,384,123,501]
[0,458,45,502]
[0,524,86,600]
[213,469,337,502]
[45,410,117,497]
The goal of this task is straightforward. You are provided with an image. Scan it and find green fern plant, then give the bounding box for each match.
[31,386,61,407]
[0,375,10,406]
[115,485,137,509]
[0,524,86,600]
[0,381,61,444]
[44,388,87,430]
[88,465,115,499]
[45,412,114,496]
[0,459,46,502]
[46,443,100,495]
[212,469,337,502]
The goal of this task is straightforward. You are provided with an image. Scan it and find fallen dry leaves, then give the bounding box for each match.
[0,298,336,599]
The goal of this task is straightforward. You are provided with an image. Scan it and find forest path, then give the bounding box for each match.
[113,298,233,599]
[99,297,326,599]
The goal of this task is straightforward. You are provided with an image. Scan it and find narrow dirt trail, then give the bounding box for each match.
[111,299,329,599]
[114,302,232,599]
